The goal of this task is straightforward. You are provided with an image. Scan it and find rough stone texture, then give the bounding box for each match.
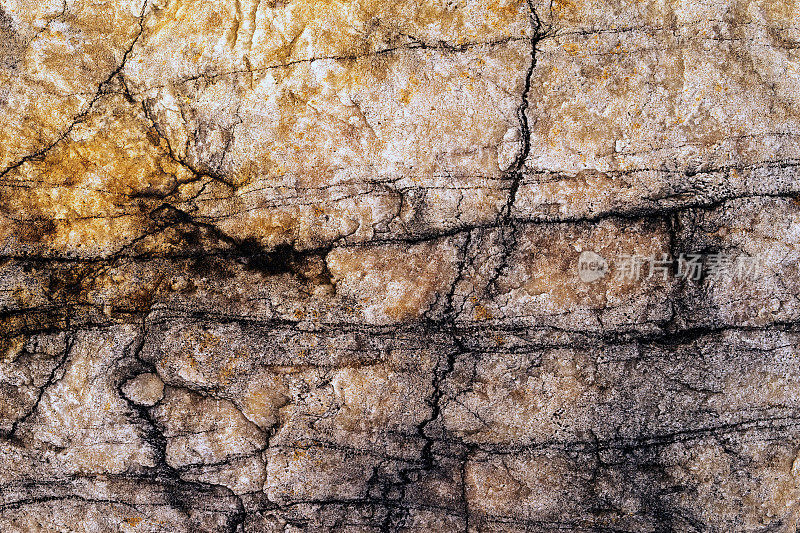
[1,0,800,531]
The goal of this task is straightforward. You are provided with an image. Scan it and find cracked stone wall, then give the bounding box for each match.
[1,0,800,531]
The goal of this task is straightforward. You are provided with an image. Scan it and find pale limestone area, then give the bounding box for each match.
[1,0,800,531]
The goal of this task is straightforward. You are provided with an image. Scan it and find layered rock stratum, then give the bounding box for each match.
[1,0,800,531]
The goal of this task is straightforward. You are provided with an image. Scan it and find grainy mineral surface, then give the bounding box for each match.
[1,0,800,531]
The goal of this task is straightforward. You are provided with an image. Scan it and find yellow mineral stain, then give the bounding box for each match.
[123,517,143,527]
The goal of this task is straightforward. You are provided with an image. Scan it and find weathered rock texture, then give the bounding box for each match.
[1,0,800,531]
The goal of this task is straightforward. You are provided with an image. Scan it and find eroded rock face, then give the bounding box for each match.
[1,0,799,531]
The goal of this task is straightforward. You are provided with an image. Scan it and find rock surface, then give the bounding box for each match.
[1,0,800,531]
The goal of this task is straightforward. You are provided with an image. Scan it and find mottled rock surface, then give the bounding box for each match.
[1,0,800,531]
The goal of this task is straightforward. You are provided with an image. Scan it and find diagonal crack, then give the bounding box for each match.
[0,0,150,180]
[2,332,75,442]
